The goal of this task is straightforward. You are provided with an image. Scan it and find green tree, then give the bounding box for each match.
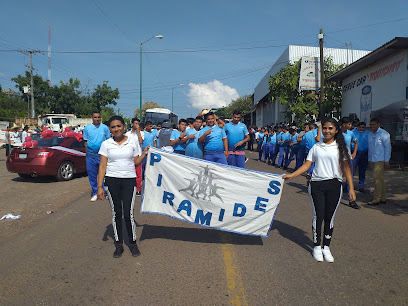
[91,81,119,110]
[0,86,27,121]
[214,95,253,118]
[134,101,164,119]
[268,57,344,126]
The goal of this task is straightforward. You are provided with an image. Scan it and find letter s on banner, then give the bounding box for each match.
[268,180,281,195]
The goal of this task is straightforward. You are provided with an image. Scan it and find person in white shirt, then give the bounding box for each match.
[97,116,148,258]
[125,118,144,196]
[22,126,29,143]
[283,118,356,263]
[367,118,391,205]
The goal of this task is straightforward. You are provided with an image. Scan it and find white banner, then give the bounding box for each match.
[141,148,284,237]
[299,56,321,91]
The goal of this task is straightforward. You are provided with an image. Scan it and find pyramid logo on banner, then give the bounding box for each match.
[178,165,224,202]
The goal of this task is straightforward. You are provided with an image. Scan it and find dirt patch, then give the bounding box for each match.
[0,148,91,244]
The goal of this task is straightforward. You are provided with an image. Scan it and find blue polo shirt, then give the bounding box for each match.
[185,129,203,159]
[170,130,187,152]
[224,122,249,152]
[198,125,226,155]
[142,129,157,150]
[299,132,307,147]
[281,131,291,147]
[257,132,264,142]
[353,129,370,153]
[305,129,317,151]
[276,132,283,145]
[83,123,111,158]
[290,133,299,147]
[343,130,356,151]
[269,133,277,145]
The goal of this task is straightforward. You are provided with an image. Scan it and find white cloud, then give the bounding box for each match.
[187,80,239,111]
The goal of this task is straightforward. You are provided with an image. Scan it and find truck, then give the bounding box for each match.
[38,114,92,131]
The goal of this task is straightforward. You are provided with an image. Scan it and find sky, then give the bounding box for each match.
[1,0,407,119]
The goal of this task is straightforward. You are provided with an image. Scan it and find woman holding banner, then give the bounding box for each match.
[283,118,356,263]
[97,116,149,258]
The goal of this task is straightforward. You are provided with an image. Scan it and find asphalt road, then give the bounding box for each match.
[0,150,407,305]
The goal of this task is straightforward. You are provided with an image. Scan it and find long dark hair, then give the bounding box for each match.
[322,117,351,175]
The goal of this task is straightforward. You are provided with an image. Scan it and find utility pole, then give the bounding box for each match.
[21,50,41,118]
[318,29,324,120]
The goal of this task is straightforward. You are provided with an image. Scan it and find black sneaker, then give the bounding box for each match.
[367,201,380,206]
[348,201,360,209]
[129,244,141,257]
[283,166,288,170]
[136,191,141,196]
[113,245,124,258]
[380,200,387,204]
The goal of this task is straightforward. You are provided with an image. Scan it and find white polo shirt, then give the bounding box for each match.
[125,130,142,152]
[307,140,347,182]
[99,137,141,178]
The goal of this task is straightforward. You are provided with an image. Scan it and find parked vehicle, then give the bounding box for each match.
[6,135,87,181]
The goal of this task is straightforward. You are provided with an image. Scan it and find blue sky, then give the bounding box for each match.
[1,0,407,119]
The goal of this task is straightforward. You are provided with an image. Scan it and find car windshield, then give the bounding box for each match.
[36,136,65,147]
[52,118,68,124]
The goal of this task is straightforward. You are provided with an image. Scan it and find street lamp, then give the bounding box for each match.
[140,35,163,120]
[171,84,184,113]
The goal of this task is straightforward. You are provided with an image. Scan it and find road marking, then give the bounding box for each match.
[220,232,248,306]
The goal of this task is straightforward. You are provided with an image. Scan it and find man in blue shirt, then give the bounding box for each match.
[224,110,250,168]
[266,128,277,165]
[257,127,265,161]
[304,123,322,176]
[141,120,157,177]
[341,117,359,209]
[83,111,111,201]
[170,119,188,154]
[286,128,299,169]
[352,122,370,192]
[278,126,291,169]
[183,116,204,159]
[198,112,228,165]
[271,126,283,166]
[367,118,391,205]
[296,124,309,170]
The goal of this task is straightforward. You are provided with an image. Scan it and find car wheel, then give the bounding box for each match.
[57,161,74,181]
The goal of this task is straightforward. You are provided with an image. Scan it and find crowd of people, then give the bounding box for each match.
[39,109,391,260]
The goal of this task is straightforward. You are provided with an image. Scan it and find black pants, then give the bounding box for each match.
[308,179,342,247]
[105,177,137,245]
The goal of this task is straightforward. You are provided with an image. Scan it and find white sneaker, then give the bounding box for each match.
[322,246,334,263]
[312,246,323,262]
[90,194,98,202]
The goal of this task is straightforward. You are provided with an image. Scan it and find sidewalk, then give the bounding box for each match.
[358,167,408,208]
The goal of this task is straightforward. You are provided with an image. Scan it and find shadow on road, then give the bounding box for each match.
[270,220,313,252]
[286,181,308,194]
[136,224,263,245]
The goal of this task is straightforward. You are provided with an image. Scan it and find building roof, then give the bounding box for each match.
[253,45,370,105]
[327,37,408,82]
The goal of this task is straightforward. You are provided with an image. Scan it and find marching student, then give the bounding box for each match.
[271,126,283,166]
[224,110,250,168]
[352,122,370,192]
[278,126,290,169]
[141,121,157,177]
[198,112,228,164]
[183,116,204,159]
[296,124,309,169]
[170,119,188,154]
[266,128,277,165]
[367,118,391,205]
[83,111,111,202]
[286,128,300,170]
[341,117,359,209]
[257,127,265,160]
[97,116,149,258]
[283,118,356,263]
[125,118,144,196]
[304,123,322,179]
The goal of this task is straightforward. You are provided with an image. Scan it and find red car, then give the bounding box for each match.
[6,135,87,181]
